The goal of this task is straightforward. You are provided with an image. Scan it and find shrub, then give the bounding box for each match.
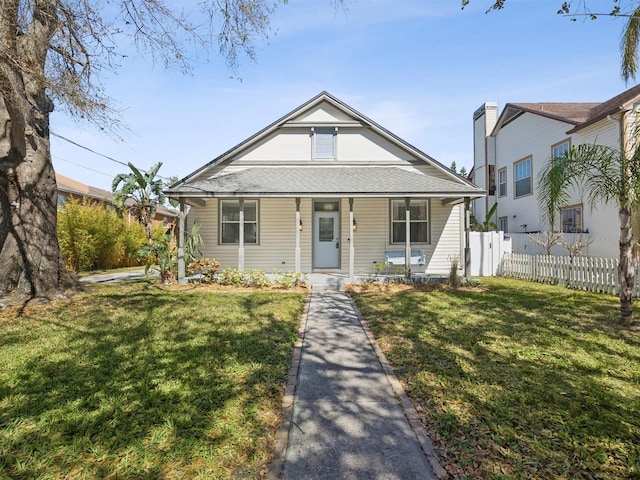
[58,198,147,272]
[188,258,221,283]
[273,269,308,288]
[217,268,246,287]
[246,269,271,288]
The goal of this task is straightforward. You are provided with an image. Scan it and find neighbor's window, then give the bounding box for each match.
[498,167,507,197]
[313,128,336,159]
[57,194,68,208]
[220,200,258,244]
[391,199,429,244]
[514,157,532,198]
[498,216,508,233]
[552,139,570,164]
[561,205,583,233]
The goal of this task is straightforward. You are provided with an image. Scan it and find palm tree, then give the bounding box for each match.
[538,141,640,325]
[112,162,166,243]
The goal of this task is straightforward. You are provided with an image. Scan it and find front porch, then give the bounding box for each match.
[175,195,474,284]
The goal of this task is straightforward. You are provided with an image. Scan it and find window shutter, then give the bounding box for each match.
[314,129,335,159]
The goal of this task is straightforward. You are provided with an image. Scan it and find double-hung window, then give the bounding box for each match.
[514,157,532,198]
[498,167,507,197]
[561,205,583,233]
[220,200,258,244]
[552,140,570,164]
[390,199,429,244]
[313,128,336,159]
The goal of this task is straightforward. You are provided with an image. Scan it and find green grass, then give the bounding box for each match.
[350,278,640,479]
[0,281,305,479]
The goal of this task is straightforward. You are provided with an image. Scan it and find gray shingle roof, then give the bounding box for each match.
[167,166,484,197]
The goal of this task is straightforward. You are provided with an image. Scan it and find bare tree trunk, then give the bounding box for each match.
[619,207,635,324]
[0,96,77,300]
[0,2,79,300]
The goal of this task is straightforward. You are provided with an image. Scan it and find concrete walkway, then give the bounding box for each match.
[272,291,444,480]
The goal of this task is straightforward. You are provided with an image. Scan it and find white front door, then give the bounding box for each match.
[313,210,340,268]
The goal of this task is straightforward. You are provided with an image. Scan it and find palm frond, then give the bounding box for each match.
[621,5,640,83]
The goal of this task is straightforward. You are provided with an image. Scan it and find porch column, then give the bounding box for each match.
[295,198,301,273]
[464,197,471,279]
[405,197,411,279]
[238,198,245,271]
[177,199,187,285]
[349,198,355,281]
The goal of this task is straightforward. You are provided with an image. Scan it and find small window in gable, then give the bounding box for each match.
[313,128,336,159]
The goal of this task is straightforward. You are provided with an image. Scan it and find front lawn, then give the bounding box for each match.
[0,281,305,479]
[349,278,640,479]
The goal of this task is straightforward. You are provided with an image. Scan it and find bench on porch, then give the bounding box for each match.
[383,249,426,267]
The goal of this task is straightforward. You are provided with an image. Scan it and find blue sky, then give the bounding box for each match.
[51,0,631,191]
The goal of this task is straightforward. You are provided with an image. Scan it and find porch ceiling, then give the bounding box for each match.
[166,166,485,199]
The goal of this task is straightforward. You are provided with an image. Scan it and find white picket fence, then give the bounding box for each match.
[499,253,640,297]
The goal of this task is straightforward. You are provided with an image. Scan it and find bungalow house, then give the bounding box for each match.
[166,92,485,282]
[471,84,640,258]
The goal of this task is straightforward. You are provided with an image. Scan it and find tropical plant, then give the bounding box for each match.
[470,202,498,231]
[184,223,204,265]
[112,162,166,243]
[138,228,176,285]
[538,142,640,325]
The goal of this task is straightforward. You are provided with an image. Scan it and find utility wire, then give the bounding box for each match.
[53,155,114,178]
[51,130,174,182]
[51,131,130,168]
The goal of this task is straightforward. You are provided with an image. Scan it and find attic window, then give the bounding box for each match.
[313,128,336,159]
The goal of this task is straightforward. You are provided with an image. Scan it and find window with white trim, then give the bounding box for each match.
[561,205,583,233]
[220,200,258,244]
[498,216,508,233]
[552,140,570,164]
[514,157,532,198]
[313,128,336,159]
[390,199,430,244]
[498,167,507,197]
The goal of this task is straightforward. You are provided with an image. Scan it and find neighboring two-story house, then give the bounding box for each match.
[471,84,640,258]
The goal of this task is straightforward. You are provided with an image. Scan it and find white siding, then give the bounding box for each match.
[292,103,355,123]
[491,109,626,258]
[472,103,498,222]
[235,127,427,165]
[494,113,572,233]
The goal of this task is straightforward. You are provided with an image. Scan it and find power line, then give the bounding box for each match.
[50,130,174,182]
[51,131,130,168]
[52,155,114,178]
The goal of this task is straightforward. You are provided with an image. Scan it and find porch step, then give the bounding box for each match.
[308,273,350,291]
